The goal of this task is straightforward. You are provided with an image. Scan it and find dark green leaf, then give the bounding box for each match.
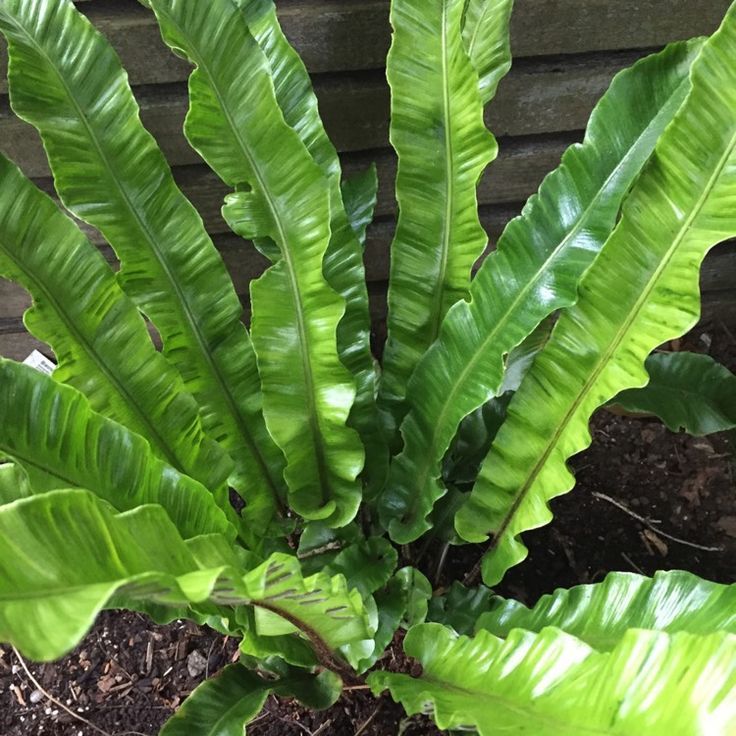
[611,351,736,435]
[341,164,379,247]
[160,664,269,736]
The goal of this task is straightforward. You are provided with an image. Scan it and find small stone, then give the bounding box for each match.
[717,516,736,538]
[187,650,207,678]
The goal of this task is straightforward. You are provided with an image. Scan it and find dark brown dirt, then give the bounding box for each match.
[1,321,733,736]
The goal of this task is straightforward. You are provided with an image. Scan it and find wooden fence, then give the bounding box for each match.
[0,0,733,360]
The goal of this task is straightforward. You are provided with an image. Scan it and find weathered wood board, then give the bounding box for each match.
[1,0,730,84]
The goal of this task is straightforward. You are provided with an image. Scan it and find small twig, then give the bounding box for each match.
[265,705,315,734]
[312,719,333,736]
[296,541,343,561]
[354,702,383,736]
[592,492,723,552]
[621,552,646,576]
[11,646,114,736]
[434,542,450,585]
[718,316,736,346]
[463,554,483,587]
[343,684,372,691]
[204,637,217,679]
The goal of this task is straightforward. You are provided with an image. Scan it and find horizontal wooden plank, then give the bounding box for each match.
[0,0,728,86]
[159,134,574,237]
[4,282,734,363]
[0,51,641,178]
[3,228,734,325]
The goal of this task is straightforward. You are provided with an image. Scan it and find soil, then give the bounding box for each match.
[1,320,734,736]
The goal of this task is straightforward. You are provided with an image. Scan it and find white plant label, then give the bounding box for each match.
[22,350,57,376]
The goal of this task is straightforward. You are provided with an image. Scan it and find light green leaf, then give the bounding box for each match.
[148,0,364,527]
[477,570,736,649]
[0,359,235,542]
[160,664,270,736]
[611,352,736,435]
[0,0,286,531]
[0,463,30,505]
[0,152,230,492]
[236,0,385,490]
[380,0,497,428]
[244,555,373,659]
[370,623,736,734]
[456,10,736,584]
[383,40,701,543]
[0,489,371,666]
[0,489,232,661]
[462,0,514,104]
[341,164,379,247]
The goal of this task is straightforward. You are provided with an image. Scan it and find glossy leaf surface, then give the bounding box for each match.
[0,489,371,665]
[478,570,736,648]
[611,351,736,434]
[0,360,234,541]
[236,0,384,488]
[457,11,736,584]
[0,490,231,661]
[160,664,270,736]
[0,153,229,492]
[380,0,496,423]
[148,0,363,526]
[462,0,514,104]
[384,41,700,542]
[0,0,286,526]
[370,623,736,734]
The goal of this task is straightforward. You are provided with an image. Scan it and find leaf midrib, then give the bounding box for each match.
[0,238,180,469]
[399,71,692,528]
[410,673,613,735]
[3,10,282,501]
[160,7,335,509]
[423,1,457,349]
[486,126,736,560]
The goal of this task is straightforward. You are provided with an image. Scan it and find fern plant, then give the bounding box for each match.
[0,0,735,733]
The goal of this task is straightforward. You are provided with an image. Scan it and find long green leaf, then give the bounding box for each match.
[456,9,736,584]
[369,623,736,734]
[0,153,229,491]
[160,664,270,736]
[0,359,235,542]
[382,40,700,543]
[611,351,736,434]
[236,0,385,490]
[0,489,371,664]
[462,0,514,105]
[147,0,363,527]
[0,0,286,529]
[477,570,736,649]
[341,164,379,248]
[0,490,232,661]
[379,0,497,424]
